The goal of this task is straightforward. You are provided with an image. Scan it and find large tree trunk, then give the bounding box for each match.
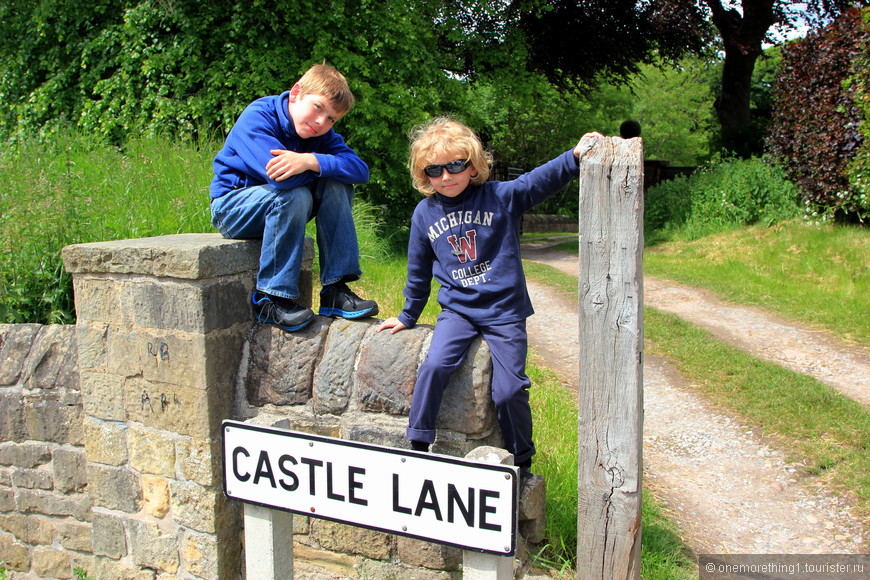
[707,0,776,156]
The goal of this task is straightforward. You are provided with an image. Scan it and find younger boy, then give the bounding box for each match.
[210,63,377,331]
[377,116,600,476]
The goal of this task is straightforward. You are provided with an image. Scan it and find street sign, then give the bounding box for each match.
[222,420,519,555]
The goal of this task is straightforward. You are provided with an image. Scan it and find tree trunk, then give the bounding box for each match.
[707,0,776,156]
[715,45,761,157]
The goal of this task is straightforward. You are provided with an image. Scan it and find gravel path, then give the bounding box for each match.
[521,239,869,556]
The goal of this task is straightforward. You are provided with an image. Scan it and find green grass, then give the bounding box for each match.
[645,221,870,346]
[539,221,870,346]
[521,257,870,531]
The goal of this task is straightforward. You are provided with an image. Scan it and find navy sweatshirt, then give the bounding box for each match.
[398,149,579,328]
[210,91,368,198]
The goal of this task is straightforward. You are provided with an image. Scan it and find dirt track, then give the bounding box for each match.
[521,238,869,556]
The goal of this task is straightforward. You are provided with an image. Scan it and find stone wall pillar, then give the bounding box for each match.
[62,233,310,579]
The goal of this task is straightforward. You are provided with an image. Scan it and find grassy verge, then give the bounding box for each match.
[644,221,870,346]
[521,257,870,529]
[542,222,869,346]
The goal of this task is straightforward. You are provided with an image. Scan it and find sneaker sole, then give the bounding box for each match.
[255,312,314,332]
[319,305,378,319]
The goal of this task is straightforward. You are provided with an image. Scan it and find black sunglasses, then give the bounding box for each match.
[423,159,470,178]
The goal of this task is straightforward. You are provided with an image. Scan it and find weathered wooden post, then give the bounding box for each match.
[576,135,644,579]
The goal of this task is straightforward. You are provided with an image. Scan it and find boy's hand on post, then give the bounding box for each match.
[266,149,320,181]
[376,317,407,334]
[574,132,604,160]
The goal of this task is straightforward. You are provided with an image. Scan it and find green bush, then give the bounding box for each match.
[645,156,800,242]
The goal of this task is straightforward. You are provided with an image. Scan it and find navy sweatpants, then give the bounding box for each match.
[407,309,536,465]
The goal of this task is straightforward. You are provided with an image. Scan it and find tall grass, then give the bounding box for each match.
[0,131,216,323]
[0,131,388,324]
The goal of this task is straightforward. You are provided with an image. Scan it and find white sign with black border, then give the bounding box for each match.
[222,420,519,556]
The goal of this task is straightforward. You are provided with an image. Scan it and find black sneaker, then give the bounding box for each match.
[319,283,379,319]
[252,291,314,332]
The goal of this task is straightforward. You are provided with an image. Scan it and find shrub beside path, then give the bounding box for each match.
[521,239,869,557]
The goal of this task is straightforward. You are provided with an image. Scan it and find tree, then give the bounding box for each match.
[504,0,856,156]
[767,6,869,222]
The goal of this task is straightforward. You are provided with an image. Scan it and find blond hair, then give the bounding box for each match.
[296,63,355,114]
[408,116,492,196]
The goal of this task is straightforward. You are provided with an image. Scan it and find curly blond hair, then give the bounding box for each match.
[408,116,492,196]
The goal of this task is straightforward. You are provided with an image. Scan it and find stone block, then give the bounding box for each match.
[15,488,92,521]
[91,512,127,558]
[356,324,430,415]
[62,234,261,280]
[128,519,180,574]
[108,329,208,391]
[23,391,83,444]
[0,324,41,385]
[70,275,125,325]
[311,519,394,561]
[32,546,73,579]
[83,418,128,466]
[312,318,374,415]
[80,371,126,421]
[0,486,13,511]
[21,325,78,391]
[127,277,251,334]
[0,391,27,442]
[87,464,140,513]
[141,475,170,518]
[396,535,462,570]
[183,531,220,580]
[0,441,51,468]
[56,520,92,552]
[519,474,547,544]
[0,513,54,545]
[176,437,219,487]
[76,321,108,371]
[127,426,176,477]
[123,378,226,439]
[90,555,157,579]
[11,467,53,490]
[245,318,329,406]
[169,482,233,534]
[53,447,88,494]
[0,530,32,571]
[342,415,408,449]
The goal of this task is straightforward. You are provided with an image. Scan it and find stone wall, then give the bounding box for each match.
[0,233,545,579]
[0,324,89,579]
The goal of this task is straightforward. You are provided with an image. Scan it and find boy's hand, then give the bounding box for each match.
[266,149,320,181]
[376,317,407,334]
[574,132,604,160]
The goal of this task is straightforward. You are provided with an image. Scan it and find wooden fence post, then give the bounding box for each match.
[576,135,644,579]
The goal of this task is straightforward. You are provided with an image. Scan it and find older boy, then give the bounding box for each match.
[210,64,378,331]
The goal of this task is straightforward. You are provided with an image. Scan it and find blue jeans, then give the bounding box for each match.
[210,178,362,300]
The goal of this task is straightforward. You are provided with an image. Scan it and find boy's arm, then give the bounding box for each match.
[308,131,370,185]
[396,214,434,329]
[221,103,368,190]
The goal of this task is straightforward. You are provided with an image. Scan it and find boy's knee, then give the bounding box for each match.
[490,382,529,407]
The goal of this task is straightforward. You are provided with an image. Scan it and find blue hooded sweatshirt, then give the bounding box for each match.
[210,91,368,198]
[397,149,579,328]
